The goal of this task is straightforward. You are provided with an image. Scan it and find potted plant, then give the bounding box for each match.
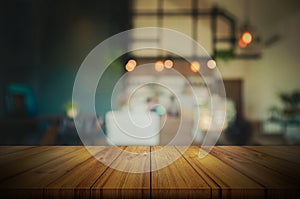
[278,91,300,144]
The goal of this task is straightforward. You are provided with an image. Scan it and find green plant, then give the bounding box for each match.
[278,91,300,117]
[215,49,234,61]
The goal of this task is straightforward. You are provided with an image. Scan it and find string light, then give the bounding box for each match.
[190,61,200,73]
[127,59,137,67]
[241,31,253,44]
[155,60,164,72]
[238,31,253,48]
[207,60,216,69]
[164,59,173,69]
[125,59,136,72]
[239,38,248,48]
[125,64,134,72]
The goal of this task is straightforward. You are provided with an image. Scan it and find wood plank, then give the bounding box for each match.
[220,146,300,183]
[92,146,151,199]
[0,146,299,199]
[211,147,300,199]
[151,146,212,199]
[0,146,79,182]
[180,146,265,199]
[176,146,221,199]
[45,146,125,199]
[0,146,35,155]
[245,146,300,164]
[0,147,89,199]
[0,146,53,166]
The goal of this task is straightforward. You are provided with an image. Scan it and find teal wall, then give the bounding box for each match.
[0,0,130,117]
[36,62,124,116]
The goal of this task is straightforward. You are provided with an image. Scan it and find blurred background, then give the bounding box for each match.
[0,0,299,146]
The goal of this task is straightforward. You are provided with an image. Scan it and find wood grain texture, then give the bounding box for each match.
[0,147,86,198]
[0,146,35,155]
[0,146,299,199]
[245,146,300,164]
[211,147,300,199]
[45,146,124,199]
[221,146,300,184]
[179,146,265,199]
[0,146,50,166]
[92,146,151,199]
[151,146,212,199]
[0,146,79,182]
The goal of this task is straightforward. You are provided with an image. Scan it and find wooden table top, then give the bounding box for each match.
[0,146,299,199]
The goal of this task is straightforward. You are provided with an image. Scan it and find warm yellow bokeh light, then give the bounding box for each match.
[190,61,200,72]
[155,60,164,72]
[164,59,173,69]
[207,60,216,69]
[67,107,78,119]
[239,38,248,48]
[241,31,252,44]
[125,59,137,72]
[127,59,137,68]
[125,63,135,71]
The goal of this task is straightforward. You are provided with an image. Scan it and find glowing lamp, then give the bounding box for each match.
[241,31,253,44]
[239,38,248,48]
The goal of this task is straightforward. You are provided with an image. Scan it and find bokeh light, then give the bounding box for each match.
[125,59,137,72]
[207,59,216,69]
[164,59,174,69]
[190,61,200,72]
[155,60,164,72]
[239,38,248,48]
[241,31,253,44]
[127,59,137,67]
[125,63,135,71]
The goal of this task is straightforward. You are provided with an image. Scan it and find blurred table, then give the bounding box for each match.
[0,146,299,198]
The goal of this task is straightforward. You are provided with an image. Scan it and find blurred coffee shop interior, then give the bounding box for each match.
[0,0,300,146]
